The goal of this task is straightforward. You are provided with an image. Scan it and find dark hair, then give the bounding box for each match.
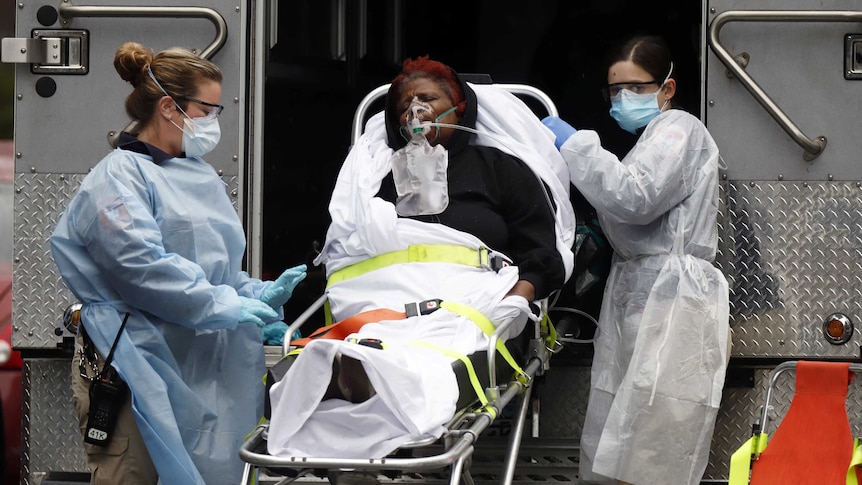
[390,56,467,117]
[114,42,223,127]
[606,35,675,86]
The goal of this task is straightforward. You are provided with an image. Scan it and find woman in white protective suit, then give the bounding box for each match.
[542,35,730,485]
[50,42,306,485]
[266,56,576,466]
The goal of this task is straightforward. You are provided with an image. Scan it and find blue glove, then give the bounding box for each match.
[260,264,307,310]
[541,116,577,150]
[261,320,288,345]
[238,296,278,327]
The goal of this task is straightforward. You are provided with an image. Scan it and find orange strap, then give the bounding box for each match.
[750,360,854,485]
[290,308,406,347]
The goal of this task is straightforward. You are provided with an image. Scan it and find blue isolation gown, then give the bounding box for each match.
[51,133,270,485]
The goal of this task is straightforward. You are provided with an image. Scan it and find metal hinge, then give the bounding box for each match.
[1,29,89,74]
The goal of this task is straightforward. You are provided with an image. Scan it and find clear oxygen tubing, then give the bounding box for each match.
[548,289,599,344]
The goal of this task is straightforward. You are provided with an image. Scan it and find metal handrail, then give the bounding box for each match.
[708,10,862,161]
[57,1,229,148]
[58,1,228,59]
[351,83,559,145]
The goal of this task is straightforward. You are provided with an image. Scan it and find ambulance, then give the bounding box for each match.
[3,0,861,483]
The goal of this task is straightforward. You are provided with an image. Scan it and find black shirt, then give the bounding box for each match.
[377,145,564,299]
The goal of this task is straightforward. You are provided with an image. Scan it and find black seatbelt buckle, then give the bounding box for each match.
[489,254,510,271]
[479,247,511,272]
[405,299,443,317]
[357,338,384,349]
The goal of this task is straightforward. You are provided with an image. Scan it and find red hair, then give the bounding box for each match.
[391,56,466,116]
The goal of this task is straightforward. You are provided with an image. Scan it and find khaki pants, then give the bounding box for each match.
[71,333,158,485]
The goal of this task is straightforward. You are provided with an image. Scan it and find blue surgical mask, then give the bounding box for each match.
[609,64,673,134]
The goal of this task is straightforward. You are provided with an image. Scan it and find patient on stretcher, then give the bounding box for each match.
[266,56,576,458]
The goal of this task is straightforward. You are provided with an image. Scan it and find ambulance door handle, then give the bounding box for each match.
[53,1,229,148]
[709,10,862,161]
[57,1,228,60]
[1,31,88,74]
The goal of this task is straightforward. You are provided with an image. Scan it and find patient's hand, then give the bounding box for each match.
[505,280,535,302]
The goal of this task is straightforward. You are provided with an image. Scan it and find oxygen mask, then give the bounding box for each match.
[401,98,435,139]
[392,97,449,216]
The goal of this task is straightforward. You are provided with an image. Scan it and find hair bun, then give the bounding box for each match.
[113,42,153,87]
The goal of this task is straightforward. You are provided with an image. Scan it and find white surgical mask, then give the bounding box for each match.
[176,114,221,158]
[147,65,222,158]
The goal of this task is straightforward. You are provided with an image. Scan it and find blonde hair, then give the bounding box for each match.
[113,42,222,126]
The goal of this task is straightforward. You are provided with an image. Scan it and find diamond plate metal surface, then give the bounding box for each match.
[13,173,84,349]
[538,366,590,438]
[13,173,241,349]
[717,181,862,357]
[22,359,88,485]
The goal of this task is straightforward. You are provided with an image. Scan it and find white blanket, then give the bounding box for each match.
[314,83,575,281]
[267,84,575,458]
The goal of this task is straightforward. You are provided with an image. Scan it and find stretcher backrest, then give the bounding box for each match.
[738,361,861,485]
[350,77,558,146]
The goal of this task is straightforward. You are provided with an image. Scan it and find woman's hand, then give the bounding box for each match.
[505,280,535,302]
[260,264,307,310]
[541,116,578,150]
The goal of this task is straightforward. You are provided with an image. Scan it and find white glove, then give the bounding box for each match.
[488,295,537,339]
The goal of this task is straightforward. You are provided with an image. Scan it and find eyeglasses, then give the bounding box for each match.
[601,81,659,101]
[183,96,224,119]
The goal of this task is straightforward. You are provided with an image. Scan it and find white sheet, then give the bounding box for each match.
[267,84,575,458]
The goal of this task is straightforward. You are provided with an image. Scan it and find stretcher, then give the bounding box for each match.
[238,81,574,485]
[728,360,862,485]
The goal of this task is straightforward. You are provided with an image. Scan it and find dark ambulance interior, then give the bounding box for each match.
[261,1,704,358]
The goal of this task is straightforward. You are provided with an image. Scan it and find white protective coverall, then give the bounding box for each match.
[266,84,575,458]
[558,109,729,485]
[51,144,271,485]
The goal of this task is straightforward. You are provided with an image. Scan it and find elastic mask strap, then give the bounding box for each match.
[657,62,674,110]
[399,125,412,142]
[147,64,193,122]
[434,106,457,123]
[432,106,458,138]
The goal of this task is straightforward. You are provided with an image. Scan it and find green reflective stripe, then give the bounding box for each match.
[848,438,862,485]
[542,312,556,349]
[440,301,525,380]
[324,299,333,325]
[410,340,494,418]
[728,433,768,485]
[327,245,490,287]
